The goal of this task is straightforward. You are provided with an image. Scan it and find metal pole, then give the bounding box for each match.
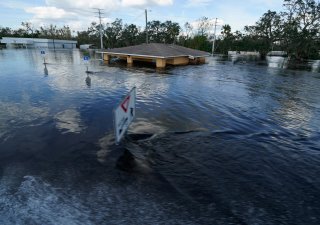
[212,18,217,56]
[145,9,148,44]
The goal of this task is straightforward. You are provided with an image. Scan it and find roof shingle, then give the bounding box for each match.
[103,43,210,58]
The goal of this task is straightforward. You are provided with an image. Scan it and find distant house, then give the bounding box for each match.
[99,43,210,68]
[0,37,77,49]
[267,51,288,57]
[79,44,96,50]
[228,51,260,56]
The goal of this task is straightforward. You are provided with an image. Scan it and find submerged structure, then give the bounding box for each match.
[0,37,77,49]
[98,43,210,68]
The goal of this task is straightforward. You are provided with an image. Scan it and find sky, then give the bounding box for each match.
[0,0,284,34]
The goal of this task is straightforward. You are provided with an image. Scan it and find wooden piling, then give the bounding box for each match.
[156,58,166,68]
[127,56,133,64]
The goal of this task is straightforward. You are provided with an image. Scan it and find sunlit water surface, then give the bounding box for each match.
[0,49,320,225]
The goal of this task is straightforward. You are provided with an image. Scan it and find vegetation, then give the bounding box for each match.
[75,19,181,48]
[0,0,319,59]
[215,0,320,59]
[0,22,72,40]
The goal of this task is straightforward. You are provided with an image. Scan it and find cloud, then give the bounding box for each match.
[25,7,77,20]
[54,109,84,134]
[24,6,89,30]
[186,0,212,7]
[45,0,172,10]
[121,0,173,7]
[23,0,173,31]
[45,0,120,10]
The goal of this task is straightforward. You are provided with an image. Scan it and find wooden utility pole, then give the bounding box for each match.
[145,9,148,44]
[93,8,104,50]
[212,18,218,56]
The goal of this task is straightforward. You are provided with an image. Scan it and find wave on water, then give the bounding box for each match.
[0,172,92,225]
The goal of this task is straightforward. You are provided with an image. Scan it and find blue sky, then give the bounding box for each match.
[0,0,283,33]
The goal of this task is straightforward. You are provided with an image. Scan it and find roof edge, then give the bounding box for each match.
[96,51,210,59]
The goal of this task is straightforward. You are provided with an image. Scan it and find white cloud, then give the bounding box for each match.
[122,0,173,7]
[25,6,77,20]
[45,0,172,10]
[23,0,173,31]
[186,0,212,7]
[54,109,84,134]
[25,6,88,31]
[45,0,120,10]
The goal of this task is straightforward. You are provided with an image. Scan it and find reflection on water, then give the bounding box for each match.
[54,109,84,134]
[0,49,320,224]
[275,98,312,131]
[311,60,320,73]
[267,56,288,69]
[85,75,91,87]
[228,53,320,72]
[44,64,48,76]
[0,100,49,141]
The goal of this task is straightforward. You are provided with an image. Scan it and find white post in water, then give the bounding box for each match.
[83,55,90,72]
[114,87,136,144]
[41,49,46,64]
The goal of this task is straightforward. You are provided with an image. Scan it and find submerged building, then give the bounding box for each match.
[98,43,210,68]
[0,37,77,49]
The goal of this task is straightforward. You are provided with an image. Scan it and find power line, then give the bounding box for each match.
[129,11,145,25]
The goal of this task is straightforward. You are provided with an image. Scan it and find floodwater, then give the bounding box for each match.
[0,49,320,225]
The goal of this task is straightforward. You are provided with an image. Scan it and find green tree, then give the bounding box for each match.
[21,22,36,37]
[216,24,235,54]
[148,20,162,42]
[0,27,12,39]
[244,10,282,57]
[281,0,320,59]
[162,20,180,43]
[196,17,212,37]
[147,20,180,44]
[120,24,140,46]
[104,19,123,48]
[77,30,92,45]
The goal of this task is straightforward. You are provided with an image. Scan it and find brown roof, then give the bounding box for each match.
[101,43,210,58]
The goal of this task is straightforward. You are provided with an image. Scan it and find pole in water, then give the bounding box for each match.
[85,75,91,87]
[212,18,218,56]
[44,64,48,76]
[145,9,148,44]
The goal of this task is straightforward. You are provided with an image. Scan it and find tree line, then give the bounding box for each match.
[0,0,319,59]
[0,23,72,40]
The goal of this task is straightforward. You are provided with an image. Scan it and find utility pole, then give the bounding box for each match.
[145,9,148,44]
[93,8,104,50]
[212,18,218,56]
